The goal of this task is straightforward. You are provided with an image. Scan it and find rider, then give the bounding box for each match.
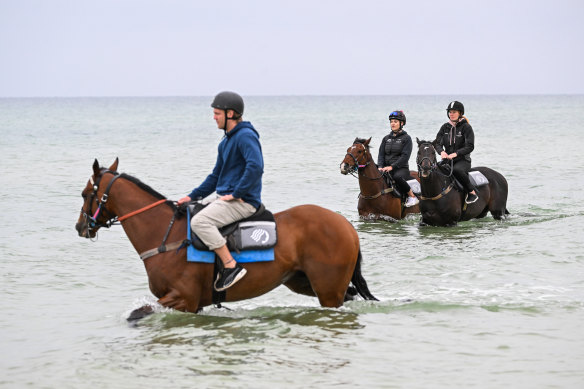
[377,110,419,207]
[434,100,478,204]
[178,91,264,292]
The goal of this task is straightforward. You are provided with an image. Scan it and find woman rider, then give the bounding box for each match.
[434,100,478,204]
[377,110,419,207]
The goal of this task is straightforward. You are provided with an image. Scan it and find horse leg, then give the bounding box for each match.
[157,288,200,313]
[302,256,354,308]
[283,271,317,297]
[284,271,360,302]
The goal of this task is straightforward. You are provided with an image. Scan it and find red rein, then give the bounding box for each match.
[118,199,167,222]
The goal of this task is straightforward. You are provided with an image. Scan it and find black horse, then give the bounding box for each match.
[416,139,509,226]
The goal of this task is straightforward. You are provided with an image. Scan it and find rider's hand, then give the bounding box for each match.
[177,196,191,205]
[440,151,449,159]
[448,153,457,159]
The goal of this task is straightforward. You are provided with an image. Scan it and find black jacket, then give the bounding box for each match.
[377,130,412,170]
[434,118,474,163]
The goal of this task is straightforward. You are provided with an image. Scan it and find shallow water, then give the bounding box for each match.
[1,95,583,388]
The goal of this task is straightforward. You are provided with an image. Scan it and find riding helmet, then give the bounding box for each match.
[446,101,464,117]
[388,110,406,126]
[211,91,244,115]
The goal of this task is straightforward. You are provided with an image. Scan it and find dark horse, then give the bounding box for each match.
[76,159,377,315]
[340,137,420,221]
[416,139,509,226]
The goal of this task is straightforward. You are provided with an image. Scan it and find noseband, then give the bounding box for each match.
[80,170,122,234]
[416,143,438,176]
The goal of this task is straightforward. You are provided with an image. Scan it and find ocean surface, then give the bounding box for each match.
[1,95,583,388]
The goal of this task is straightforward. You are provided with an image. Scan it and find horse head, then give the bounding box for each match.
[76,158,120,238]
[416,138,438,178]
[340,137,373,175]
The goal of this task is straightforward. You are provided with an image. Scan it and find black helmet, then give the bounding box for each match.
[211,91,244,115]
[388,110,406,126]
[446,101,464,117]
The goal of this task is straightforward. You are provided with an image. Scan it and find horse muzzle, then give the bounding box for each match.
[75,216,97,238]
[340,163,348,175]
[340,162,354,175]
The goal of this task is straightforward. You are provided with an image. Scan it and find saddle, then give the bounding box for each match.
[438,164,489,192]
[187,202,277,252]
[382,173,421,198]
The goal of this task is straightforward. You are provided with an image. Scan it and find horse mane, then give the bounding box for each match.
[353,137,371,151]
[119,173,176,210]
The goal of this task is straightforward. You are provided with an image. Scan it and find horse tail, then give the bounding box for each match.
[351,249,379,301]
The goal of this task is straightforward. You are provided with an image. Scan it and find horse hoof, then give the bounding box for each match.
[127,305,155,323]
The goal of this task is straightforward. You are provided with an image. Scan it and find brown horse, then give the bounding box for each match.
[76,159,377,316]
[416,139,509,226]
[340,137,420,221]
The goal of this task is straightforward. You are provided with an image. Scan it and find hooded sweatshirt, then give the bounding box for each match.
[189,121,263,208]
[434,117,474,163]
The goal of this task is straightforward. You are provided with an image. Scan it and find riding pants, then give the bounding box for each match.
[191,197,256,250]
[452,160,476,194]
[388,167,413,196]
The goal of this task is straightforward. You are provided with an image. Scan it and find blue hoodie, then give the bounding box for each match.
[189,121,263,208]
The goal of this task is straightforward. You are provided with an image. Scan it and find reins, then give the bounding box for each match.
[118,199,168,221]
[82,170,187,260]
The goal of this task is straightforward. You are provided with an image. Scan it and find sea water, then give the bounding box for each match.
[1,95,583,388]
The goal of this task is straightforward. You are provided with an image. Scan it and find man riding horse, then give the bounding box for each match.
[178,91,263,292]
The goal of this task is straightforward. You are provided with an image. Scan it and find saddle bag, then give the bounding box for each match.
[186,202,277,252]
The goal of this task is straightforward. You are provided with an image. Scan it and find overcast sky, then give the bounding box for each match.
[1,0,583,97]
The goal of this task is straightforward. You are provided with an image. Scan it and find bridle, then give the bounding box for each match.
[80,170,122,236]
[343,143,398,200]
[416,142,455,201]
[416,142,453,179]
[343,144,383,181]
[80,170,168,238]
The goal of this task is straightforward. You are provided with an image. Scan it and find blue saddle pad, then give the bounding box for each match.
[185,205,275,263]
[187,245,275,263]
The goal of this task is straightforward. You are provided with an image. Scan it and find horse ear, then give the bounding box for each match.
[109,157,119,172]
[365,137,371,146]
[92,159,100,176]
[416,137,421,145]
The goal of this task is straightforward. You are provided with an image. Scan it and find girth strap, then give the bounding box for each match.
[419,183,454,201]
[140,240,186,261]
[359,187,394,200]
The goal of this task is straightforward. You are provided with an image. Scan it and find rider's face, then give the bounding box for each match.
[213,108,225,129]
[213,109,236,129]
[448,110,461,121]
[390,119,401,131]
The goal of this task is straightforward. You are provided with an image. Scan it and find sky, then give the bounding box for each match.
[1,0,583,97]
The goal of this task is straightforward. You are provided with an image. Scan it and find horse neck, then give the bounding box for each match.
[107,178,177,254]
[358,162,385,194]
[420,168,451,197]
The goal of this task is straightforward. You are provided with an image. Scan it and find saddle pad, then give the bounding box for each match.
[469,171,489,187]
[187,244,275,263]
[407,179,421,195]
